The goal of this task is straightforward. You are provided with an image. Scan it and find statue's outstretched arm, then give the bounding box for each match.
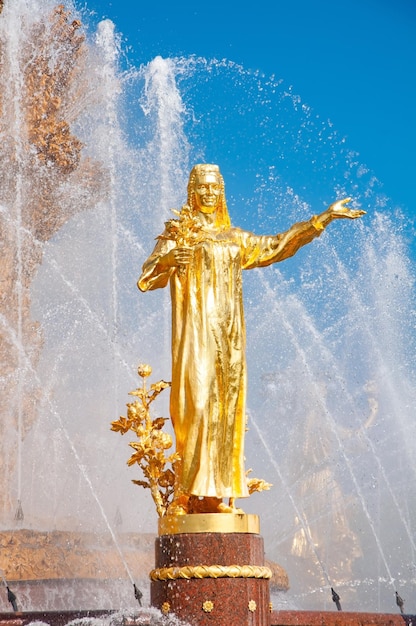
[242,198,365,268]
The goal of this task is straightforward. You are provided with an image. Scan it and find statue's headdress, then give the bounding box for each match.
[187,163,231,229]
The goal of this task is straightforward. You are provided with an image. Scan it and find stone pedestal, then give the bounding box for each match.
[150,514,272,625]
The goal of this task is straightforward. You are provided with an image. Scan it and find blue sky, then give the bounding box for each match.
[80,0,415,216]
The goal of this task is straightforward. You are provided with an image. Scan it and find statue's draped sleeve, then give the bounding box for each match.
[137,233,175,292]
[236,216,325,270]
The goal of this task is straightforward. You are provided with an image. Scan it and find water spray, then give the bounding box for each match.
[254,269,404,600]
[250,415,332,589]
[114,506,123,529]
[14,499,24,522]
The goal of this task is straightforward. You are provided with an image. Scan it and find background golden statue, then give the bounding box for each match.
[138,163,365,515]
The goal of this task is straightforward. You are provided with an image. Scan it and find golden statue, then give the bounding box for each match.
[138,164,365,515]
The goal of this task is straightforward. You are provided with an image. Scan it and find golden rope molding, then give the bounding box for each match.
[149,564,273,581]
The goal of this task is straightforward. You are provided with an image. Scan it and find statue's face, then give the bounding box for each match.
[193,173,221,214]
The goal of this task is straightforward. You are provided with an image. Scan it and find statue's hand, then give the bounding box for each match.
[327,197,366,220]
[159,246,193,269]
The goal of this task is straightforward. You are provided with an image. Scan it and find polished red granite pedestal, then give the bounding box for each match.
[150,513,274,625]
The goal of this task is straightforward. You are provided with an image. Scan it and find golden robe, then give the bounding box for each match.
[138,218,323,499]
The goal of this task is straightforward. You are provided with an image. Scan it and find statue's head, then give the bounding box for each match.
[187,164,231,228]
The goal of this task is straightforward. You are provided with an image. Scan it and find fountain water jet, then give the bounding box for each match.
[0,0,107,519]
[0,0,155,612]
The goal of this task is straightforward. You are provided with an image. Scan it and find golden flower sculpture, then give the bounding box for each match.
[161,602,170,615]
[111,365,178,517]
[248,599,257,612]
[246,470,272,496]
[202,600,214,613]
[161,205,207,248]
[159,204,209,277]
[137,363,152,378]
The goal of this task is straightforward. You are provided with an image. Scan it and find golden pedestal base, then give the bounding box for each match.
[158,512,260,535]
